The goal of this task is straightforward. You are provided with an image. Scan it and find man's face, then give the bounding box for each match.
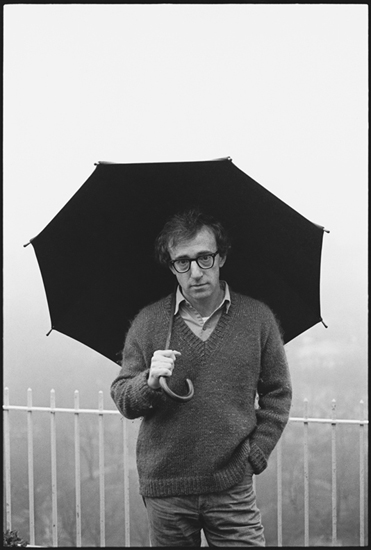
[168,226,226,305]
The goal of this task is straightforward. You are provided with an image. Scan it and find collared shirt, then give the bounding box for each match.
[174,281,231,341]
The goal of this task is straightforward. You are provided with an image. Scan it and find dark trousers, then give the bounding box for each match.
[143,463,265,547]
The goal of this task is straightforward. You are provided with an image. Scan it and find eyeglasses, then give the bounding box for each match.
[170,251,219,273]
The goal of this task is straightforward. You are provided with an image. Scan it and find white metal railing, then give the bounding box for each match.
[3,388,130,548]
[3,388,368,547]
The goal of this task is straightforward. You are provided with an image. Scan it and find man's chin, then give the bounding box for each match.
[190,283,209,291]
[188,284,212,299]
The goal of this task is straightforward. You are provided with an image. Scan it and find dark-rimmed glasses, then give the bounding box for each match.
[170,251,219,273]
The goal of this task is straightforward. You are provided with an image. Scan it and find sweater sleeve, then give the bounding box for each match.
[110,312,167,419]
[249,310,292,474]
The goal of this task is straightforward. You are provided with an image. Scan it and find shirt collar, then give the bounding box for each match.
[174,281,231,316]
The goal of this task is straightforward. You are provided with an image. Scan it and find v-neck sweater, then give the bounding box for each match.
[175,281,231,341]
[111,290,292,498]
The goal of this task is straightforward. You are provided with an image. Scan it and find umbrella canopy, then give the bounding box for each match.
[28,157,327,365]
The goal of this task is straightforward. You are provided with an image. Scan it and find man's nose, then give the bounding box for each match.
[190,260,203,278]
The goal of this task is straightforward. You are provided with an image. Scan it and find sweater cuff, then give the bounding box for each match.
[135,370,166,409]
[249,441,268,475]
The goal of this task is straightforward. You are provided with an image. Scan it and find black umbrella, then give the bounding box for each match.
[26,157,328,399]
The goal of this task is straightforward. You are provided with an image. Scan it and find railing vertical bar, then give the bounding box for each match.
[122,416,131,546]
[331,399,337,546]
[359,400,365,546]
[74,391,82,547]
[303,398,309,547]
[4,387,12,531]
[277,437,283,546]
[27,389,36,546]
[50,389,58,547]
[98,391,106,547]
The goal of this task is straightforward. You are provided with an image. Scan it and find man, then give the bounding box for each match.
[111,209,292,547]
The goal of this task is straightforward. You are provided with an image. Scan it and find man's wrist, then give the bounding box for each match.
[147,374,161,391]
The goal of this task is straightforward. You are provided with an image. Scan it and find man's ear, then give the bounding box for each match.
[219,255,227,268]
[169,265,177,275]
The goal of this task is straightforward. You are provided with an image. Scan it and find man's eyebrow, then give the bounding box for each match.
[172,250,214,261]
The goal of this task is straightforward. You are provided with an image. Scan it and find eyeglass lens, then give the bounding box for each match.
[173,253,216,273]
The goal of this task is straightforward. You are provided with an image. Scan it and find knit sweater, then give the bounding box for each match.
[110,290,292,498]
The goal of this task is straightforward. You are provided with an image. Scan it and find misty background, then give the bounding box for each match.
[3,5,368,546]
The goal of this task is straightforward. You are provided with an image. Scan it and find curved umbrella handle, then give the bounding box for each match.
[161,290,195,402]
[159,376,194,402]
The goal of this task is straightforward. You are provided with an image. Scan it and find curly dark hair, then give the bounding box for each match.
[154,208,231,266]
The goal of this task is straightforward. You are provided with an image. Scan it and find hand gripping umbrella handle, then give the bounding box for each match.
[159,290,194,402]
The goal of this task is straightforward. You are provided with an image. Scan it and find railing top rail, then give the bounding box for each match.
[289,416,369,425]
[3,404,120,415]
[2,404,369,425]
[3,387,368,424]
